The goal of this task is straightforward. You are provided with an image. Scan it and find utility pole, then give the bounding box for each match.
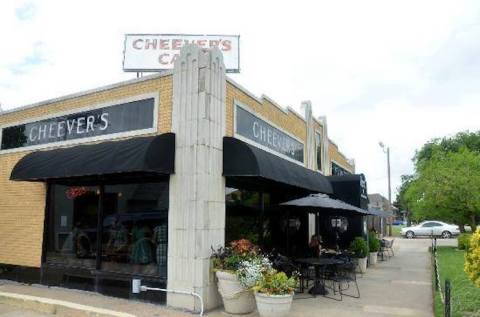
[379,142,393,236]
[387,146,392,236]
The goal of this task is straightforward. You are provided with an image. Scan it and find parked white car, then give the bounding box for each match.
[401,221,460,239]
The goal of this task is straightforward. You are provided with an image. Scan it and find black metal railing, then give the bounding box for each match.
[431,237,451,317]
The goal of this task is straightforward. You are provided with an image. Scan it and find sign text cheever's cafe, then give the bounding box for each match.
[123,34,240,73]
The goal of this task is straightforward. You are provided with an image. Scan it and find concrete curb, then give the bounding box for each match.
[0,291,137,317]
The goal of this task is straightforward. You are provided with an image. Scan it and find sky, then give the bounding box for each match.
[1,0,480,201]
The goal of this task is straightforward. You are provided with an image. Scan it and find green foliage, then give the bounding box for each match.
[395,174,415,212]
[458,233,472,251]
[349,237,369,258]
[368,232,380,252]
[253,270,298,295]
[415,131,480,163]
[465,229,480,288]
[401,143,480,228]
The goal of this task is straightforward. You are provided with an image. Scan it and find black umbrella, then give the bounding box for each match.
[280,193,370,215]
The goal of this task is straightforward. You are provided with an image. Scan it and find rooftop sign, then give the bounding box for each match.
[123,34,240,73]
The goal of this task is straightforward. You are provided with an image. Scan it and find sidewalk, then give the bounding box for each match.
[0,303,51,317]
[0,281,192,317]
[0,238,445,317]
[209,238,436,317]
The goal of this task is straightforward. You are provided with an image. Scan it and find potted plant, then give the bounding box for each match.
[211,239,264,314]
[253,270,298,317]
[349,237,369,273]
[368,232,380,266]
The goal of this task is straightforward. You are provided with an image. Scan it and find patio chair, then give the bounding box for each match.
[272,254,313,293]
[380,238,395,260]
[329,261,360,301]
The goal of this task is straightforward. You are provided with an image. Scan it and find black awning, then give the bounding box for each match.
[327,174,369,210]
[223,137,332,194]
[10,133,175,182]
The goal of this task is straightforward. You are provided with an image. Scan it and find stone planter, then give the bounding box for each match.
[355,257,368,273]
[255,292,293,317]
[216,271,255,314]
[369,252,378,266]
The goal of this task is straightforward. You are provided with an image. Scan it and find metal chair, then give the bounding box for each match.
[271,254,312,293]
[322,253,360,301]
[380,238,395,260]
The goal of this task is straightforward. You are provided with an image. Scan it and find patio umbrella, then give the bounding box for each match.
[281,193,371,253]
[280,193,370,215]
[367,208,394,217]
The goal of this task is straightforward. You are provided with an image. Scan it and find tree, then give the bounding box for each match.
[395,175,414,225]
[415,131,480,163]
[404,147,480,231]
[396,131,480,231]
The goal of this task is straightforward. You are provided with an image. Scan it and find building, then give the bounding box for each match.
[0,45,356,311]
[367,193,396,235]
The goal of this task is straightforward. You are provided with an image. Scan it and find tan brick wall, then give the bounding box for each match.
[0,152,46,267]
[0,75,173,267]
[0,75,173,133]
[329,141,355,173]
[226,80,354,174]
[226,82,306,142]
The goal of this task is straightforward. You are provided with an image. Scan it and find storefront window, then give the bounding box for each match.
[45,181,168,278]
[315,131,322,171]
[226,188,264,244]
[46,185,99,268]
[225,186,309,257]
[102,182,168,277]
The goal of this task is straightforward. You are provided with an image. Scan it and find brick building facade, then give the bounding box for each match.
[0,45,355,311]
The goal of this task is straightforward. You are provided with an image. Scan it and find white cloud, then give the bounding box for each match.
[1,0,479,200]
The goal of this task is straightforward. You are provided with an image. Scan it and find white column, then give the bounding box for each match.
[318,116,331,175]
[167,44,226,311]
[302,101,316,171]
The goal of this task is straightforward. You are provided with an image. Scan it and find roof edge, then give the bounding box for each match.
[1,71,173,117]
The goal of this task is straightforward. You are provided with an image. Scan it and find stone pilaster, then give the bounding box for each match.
[167,44,226,311]
[302,101,316,171]
[318,116,331,175]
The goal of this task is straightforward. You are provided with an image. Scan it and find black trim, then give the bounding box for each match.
[0,264,41,285]
[223,137,333,194]
[10,133,175,182]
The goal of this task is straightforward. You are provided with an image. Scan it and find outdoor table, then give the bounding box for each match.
[295,257,344,296]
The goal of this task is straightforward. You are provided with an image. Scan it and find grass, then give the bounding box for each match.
[391,225,404,237]
[433,246,480,317]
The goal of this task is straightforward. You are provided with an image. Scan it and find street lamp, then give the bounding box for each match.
[379,142,392,236]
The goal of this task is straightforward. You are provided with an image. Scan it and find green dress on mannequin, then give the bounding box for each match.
[130,224,154,264]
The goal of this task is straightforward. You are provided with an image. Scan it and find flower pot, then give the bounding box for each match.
[369,252,378,266]
[355,257,368,273]
[216,271,255,314]
[255,292,293,317]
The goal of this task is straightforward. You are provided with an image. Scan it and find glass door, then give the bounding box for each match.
[45,185,100,268]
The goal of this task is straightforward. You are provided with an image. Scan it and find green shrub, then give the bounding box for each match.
[368,232,380,253]
[458,233,472,250]
[253,271,298,295]
[349,237,369,258]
